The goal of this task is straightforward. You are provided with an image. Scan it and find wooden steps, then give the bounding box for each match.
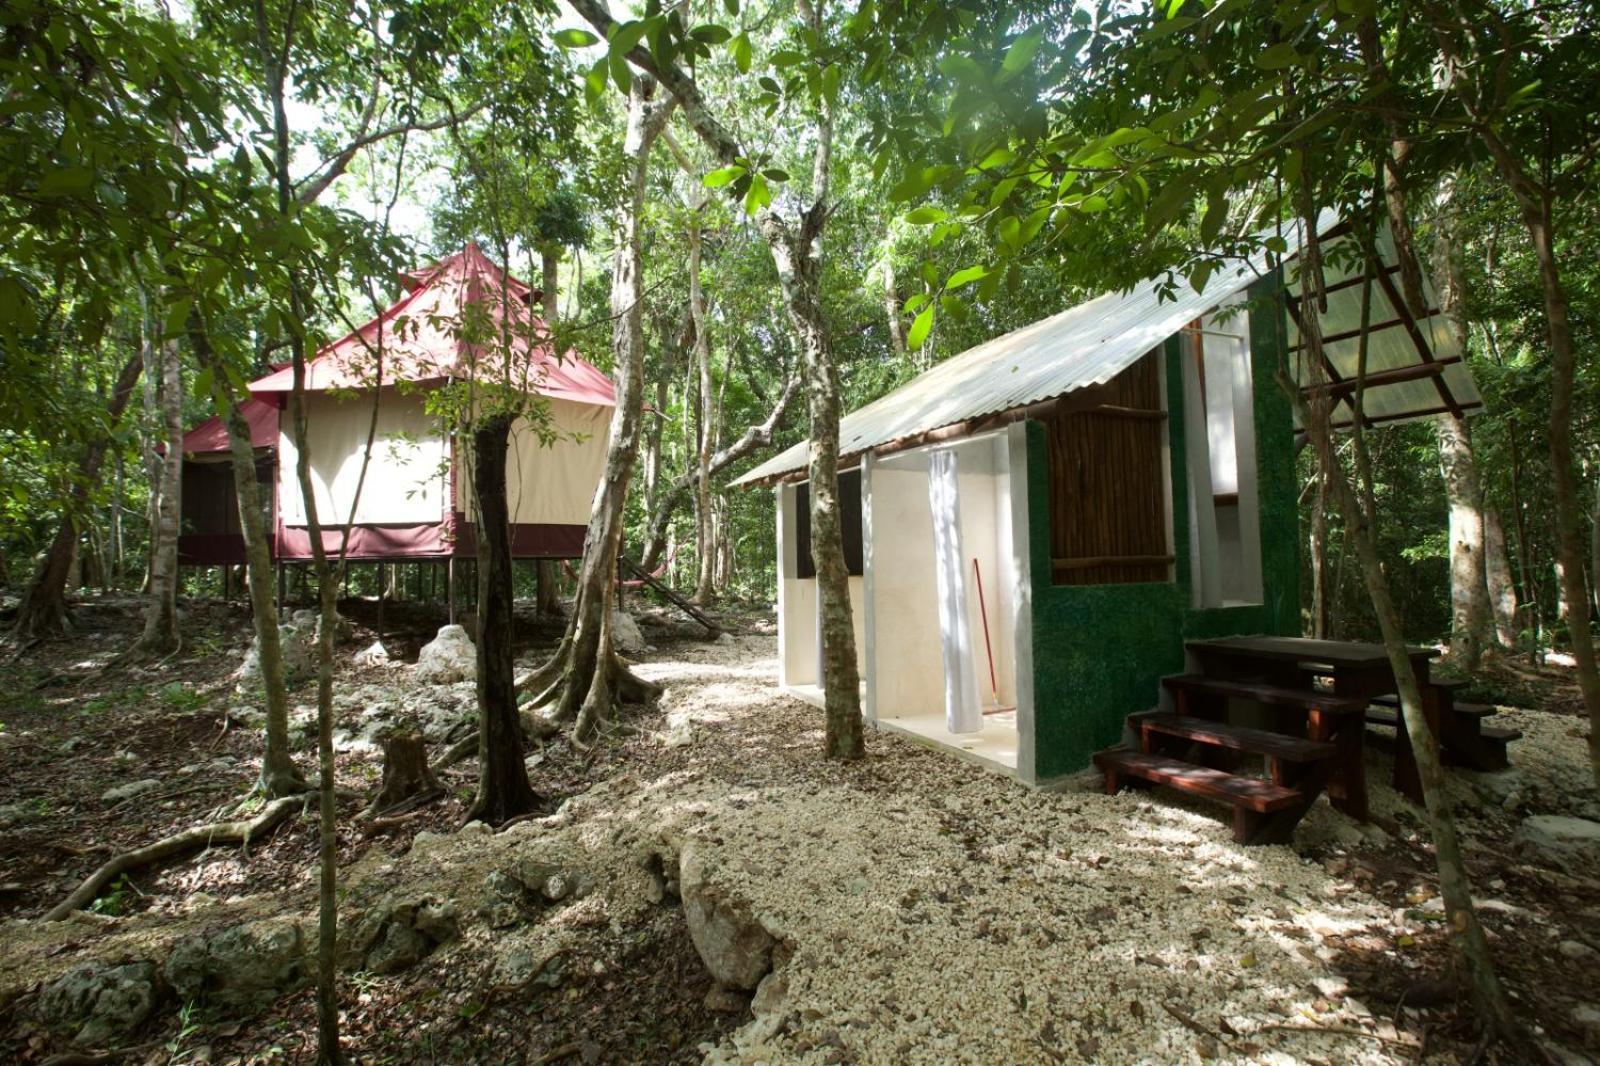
[1092,750,1301,811]
[1133,712,1336,763]
[1162,674,1366,716]
[1369,694,1493,717]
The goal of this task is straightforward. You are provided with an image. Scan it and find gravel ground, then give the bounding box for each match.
[5,615,1593,1064]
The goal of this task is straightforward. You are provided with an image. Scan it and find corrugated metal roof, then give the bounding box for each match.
[733,214,1480,486]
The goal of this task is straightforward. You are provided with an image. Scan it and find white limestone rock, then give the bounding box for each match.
[414,624,476,685]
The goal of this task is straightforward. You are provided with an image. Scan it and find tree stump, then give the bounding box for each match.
[370,729,441,815]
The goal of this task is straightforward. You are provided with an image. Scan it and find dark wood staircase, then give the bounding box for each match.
[1093,676,1353,846]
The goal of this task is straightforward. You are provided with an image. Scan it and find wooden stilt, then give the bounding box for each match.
[276,561,284,614]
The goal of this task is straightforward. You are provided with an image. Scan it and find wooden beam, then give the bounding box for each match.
[1286,309,1443,353]
[1368,263,1463,419]
[1300,355,1463,398]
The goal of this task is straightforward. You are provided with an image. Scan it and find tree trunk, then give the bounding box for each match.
[638,370,798,572]
[883,256,907,354]
[11,353,143,643]
[571,0,862,756]
[132,318,184,658]
[1432,17,1600,782]
[1309,468,1329,639]
[689,209,716,605]
[190,319,306,797]
[1437,415,1489,670]
[536,559,562,617]
[521,78,669,744]
[1483,507,1520,651]
[370,729,441,814]
[1526,210,1600,780]
[466,413,540,826]
[766,224,864,759]
[1285,173,1515,1039]
[540,246,560,324]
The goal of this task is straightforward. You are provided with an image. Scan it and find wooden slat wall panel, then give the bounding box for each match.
[1044,351,1169,586]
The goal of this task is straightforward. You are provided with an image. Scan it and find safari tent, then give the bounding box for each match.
[735,217,1481,785]
[175,245,614,605]
[242,244,615,574]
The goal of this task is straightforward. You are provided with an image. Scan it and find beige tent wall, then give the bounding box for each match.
[453,398,611,525]
[277,390,446,527]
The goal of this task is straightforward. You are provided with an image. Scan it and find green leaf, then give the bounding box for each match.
[729,32,751,73]
[723,0,740,15]
[1255,42,1300,70]
[907,304,934,350]
[703,165,746,188]
[585,57,609,106]
[553,28,599,48]
[903,292,930,314]
[1000,27,1044,77]
[609,19,648,54]
[743,173,771,214]
[938,54,988,86]
[977,146,1016,171]
[609,49,633,92]
[1189,260,1215,293]
[761,167,790,183]
[905,206,947,225]
[945,265,989,290]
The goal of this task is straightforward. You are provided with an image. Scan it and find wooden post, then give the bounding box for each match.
[276,560,285,614]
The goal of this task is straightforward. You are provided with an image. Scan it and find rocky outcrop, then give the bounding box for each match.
[162,917,307,1009]
[35,962,161,1046]
[1514,815,1600,876]
[235,623,313,691]
[342,896,459,974]
[679,843,776,991]
[611,610,647,657]
[414,625,476,685]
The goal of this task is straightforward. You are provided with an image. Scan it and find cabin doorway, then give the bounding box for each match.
[865,431,1022,774]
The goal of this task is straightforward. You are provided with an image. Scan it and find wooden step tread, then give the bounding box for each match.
[1481,725,1522,743]
[1366,707,1400,727]
[1092,749,1302,813]
[1134,712,1337,762]
[1370,694,1496,717]
[1163,675,1366,714]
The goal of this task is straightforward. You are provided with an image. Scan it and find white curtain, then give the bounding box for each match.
[928,449,982,734]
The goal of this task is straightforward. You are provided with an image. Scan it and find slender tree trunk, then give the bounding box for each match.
[1310,468,1329,639]
[132,317,184,657]
[1437,415,1489,670]
[466,414,540,824]
[11,353,143,643]
[1483,506,1519,651]
[536,560,562,617]
[190,319,305,796]
[882,255,907,354]
[1432,18,1600,781]
[1283,104,1515,1035]
[540,246,560,324]
[521,78,669,743]
[1431,185,1490,668]
[689,209,715,605]
[571,0,863,756]
[254,0,340,1056]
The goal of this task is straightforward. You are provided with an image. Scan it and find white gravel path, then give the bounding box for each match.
[614,635,1434,1065]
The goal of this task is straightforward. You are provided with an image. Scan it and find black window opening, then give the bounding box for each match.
[794,467,864,578]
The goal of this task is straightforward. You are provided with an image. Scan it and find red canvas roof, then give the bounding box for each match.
[248,244,615,409]
[182,396,280,456]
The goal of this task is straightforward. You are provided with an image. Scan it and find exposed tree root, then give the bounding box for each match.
[521,636,662,747]
[44,796,303,921]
